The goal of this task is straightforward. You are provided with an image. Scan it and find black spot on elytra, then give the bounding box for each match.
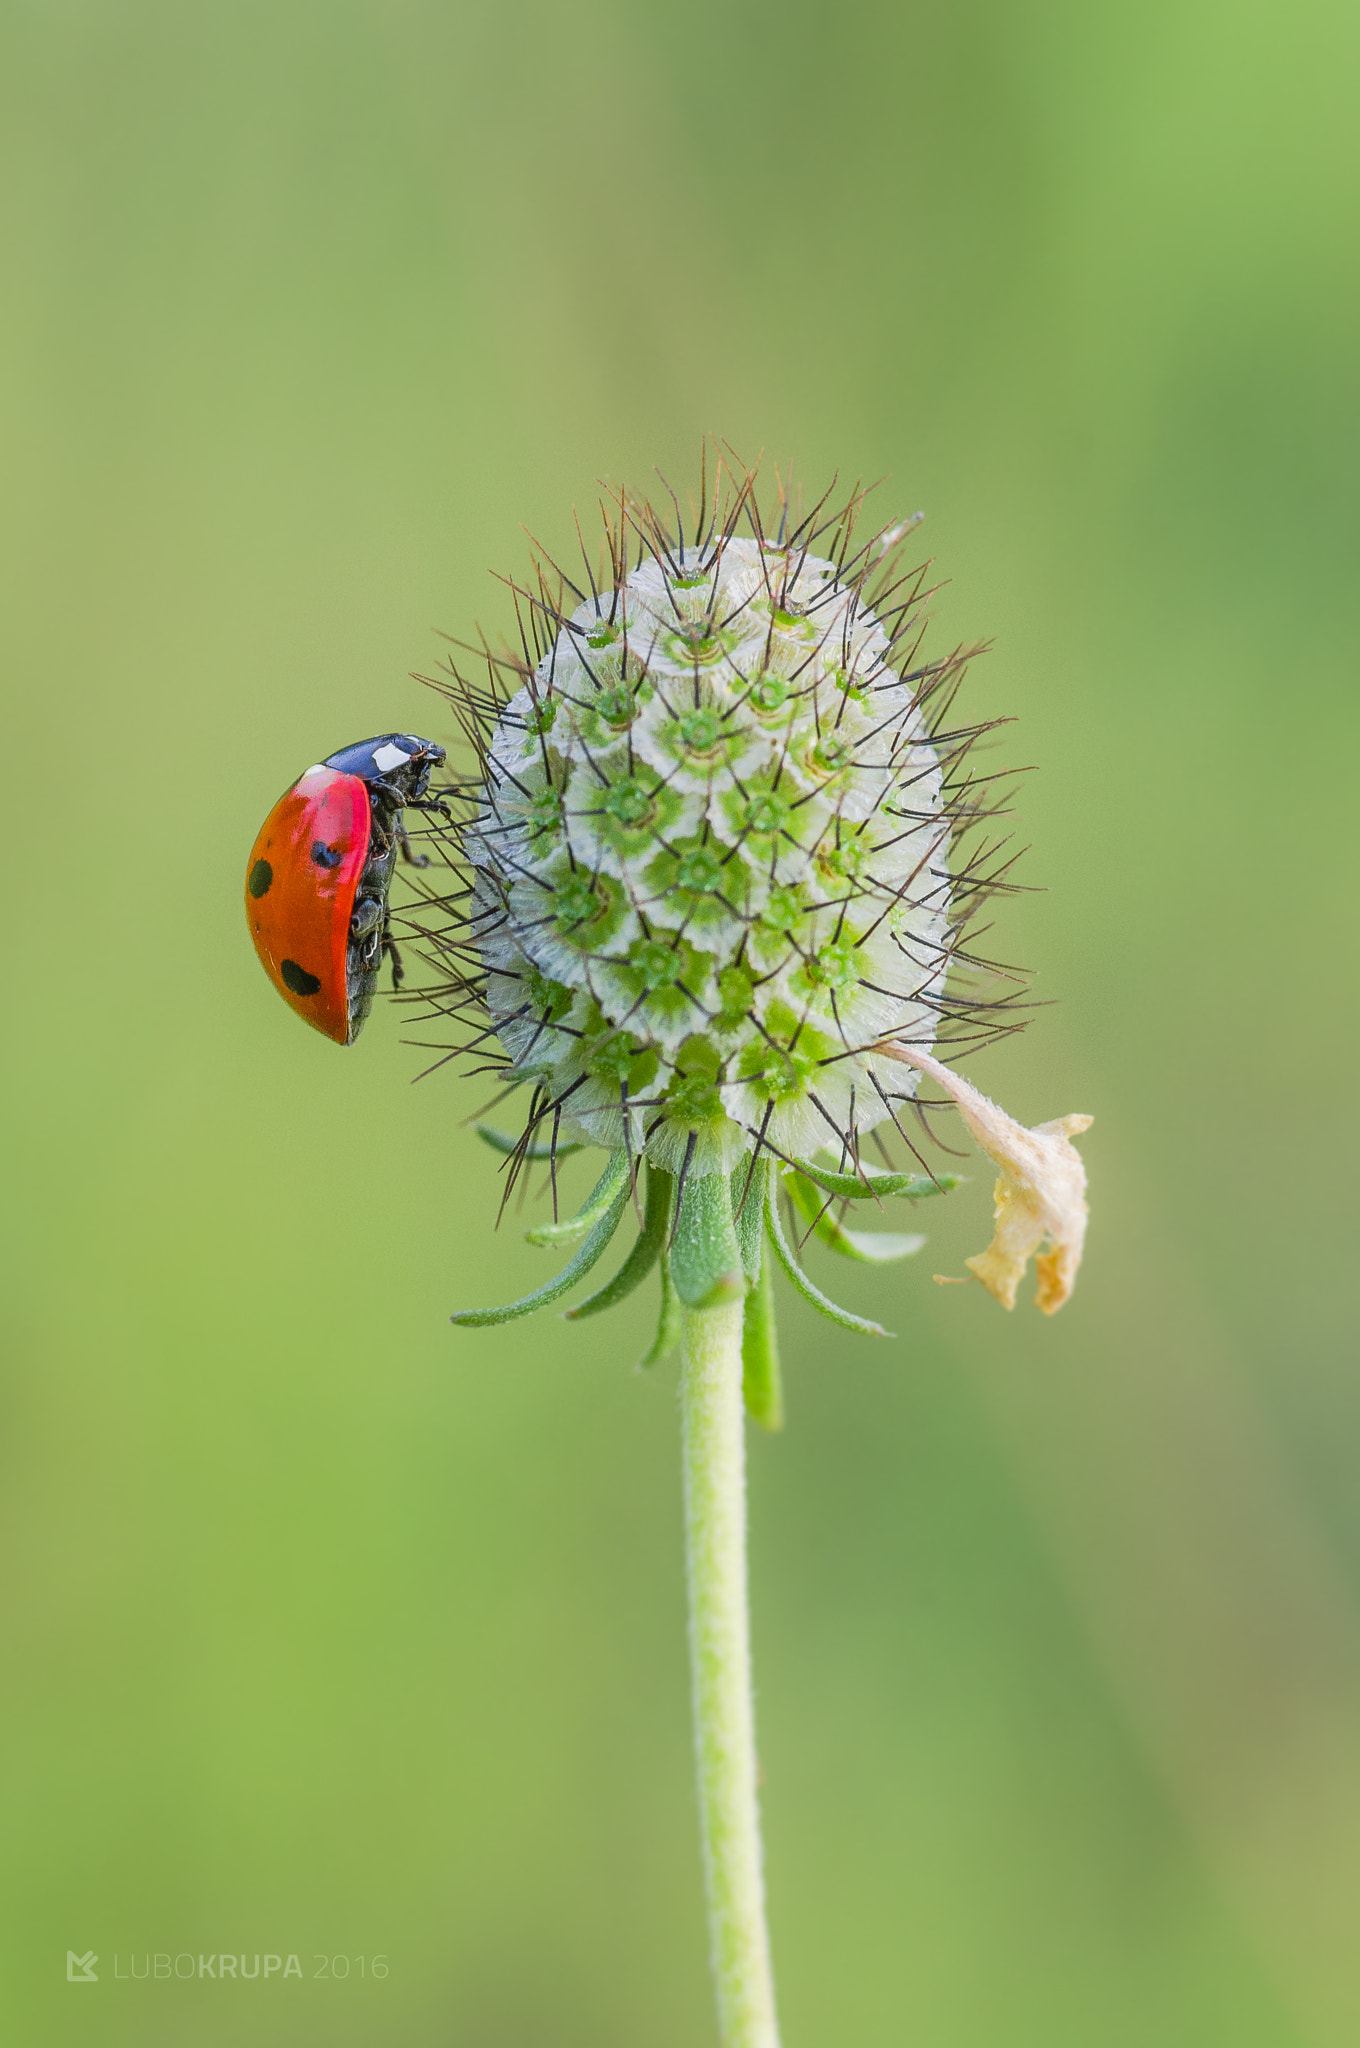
[281,959,322,998]
[248,859,273,898]
[311,840,344,869]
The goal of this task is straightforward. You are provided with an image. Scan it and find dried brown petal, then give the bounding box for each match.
[876,1042,1092,1313]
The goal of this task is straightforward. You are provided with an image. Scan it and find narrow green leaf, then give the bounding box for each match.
[475,1123,586,1162]
[638,1252,682,1369]
[792,1157,963,1202]
[764,1179,891,1338]
[732,1156,768,1287]
[565,1166,673,1320]
[784,1170,927,1264]
[524,1150,629,1247]
[741,1244,783,1431]
[830,1226,926,1263]
[671,1170,744,1310]
[451,1188,627,1326]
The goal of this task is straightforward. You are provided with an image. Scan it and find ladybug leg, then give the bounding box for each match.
[350,896,387,975]
[351,896,383,941]
[398,827,431,869]
[383,929,406,990]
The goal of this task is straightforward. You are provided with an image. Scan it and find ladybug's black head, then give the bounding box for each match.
[324,734,447,801]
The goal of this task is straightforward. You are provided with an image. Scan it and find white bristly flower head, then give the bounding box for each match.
[407,459,1024,1193]
[470,536,953,1176]
[398,457,1093,1336]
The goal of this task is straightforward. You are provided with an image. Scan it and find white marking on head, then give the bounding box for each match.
[372,742,411,774]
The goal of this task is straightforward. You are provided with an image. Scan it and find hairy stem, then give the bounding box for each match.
[681,1297,781,2048]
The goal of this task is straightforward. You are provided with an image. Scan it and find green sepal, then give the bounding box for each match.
[524,1150,629,1247]
[451,1185,627,1326]
[791,1157,963,1202]
[671,1170,745,1310]
[732,1156,768,1286]
[475,1123,586,1162]
[638,1252,682,1368]
[784,1170,926,1264]
[764,1177,891,1338]
[741,1241,783,1431]
[565,1166,673,1320]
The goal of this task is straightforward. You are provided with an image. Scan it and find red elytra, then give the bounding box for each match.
[245,767,372,1043]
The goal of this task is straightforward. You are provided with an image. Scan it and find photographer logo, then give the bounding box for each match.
[64,1949,386,1984]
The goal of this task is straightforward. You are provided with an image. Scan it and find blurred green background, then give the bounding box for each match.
[2,0,1357,2041]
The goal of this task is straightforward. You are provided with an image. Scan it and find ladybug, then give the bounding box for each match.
[245,734,448,1044]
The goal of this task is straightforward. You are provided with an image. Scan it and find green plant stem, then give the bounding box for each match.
[680,1297,781,2048]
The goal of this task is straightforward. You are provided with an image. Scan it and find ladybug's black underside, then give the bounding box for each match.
[326,737,446,1043]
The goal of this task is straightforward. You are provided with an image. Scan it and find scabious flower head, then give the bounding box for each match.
[398,455,1087,1351]
[409,459,1019,1179]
